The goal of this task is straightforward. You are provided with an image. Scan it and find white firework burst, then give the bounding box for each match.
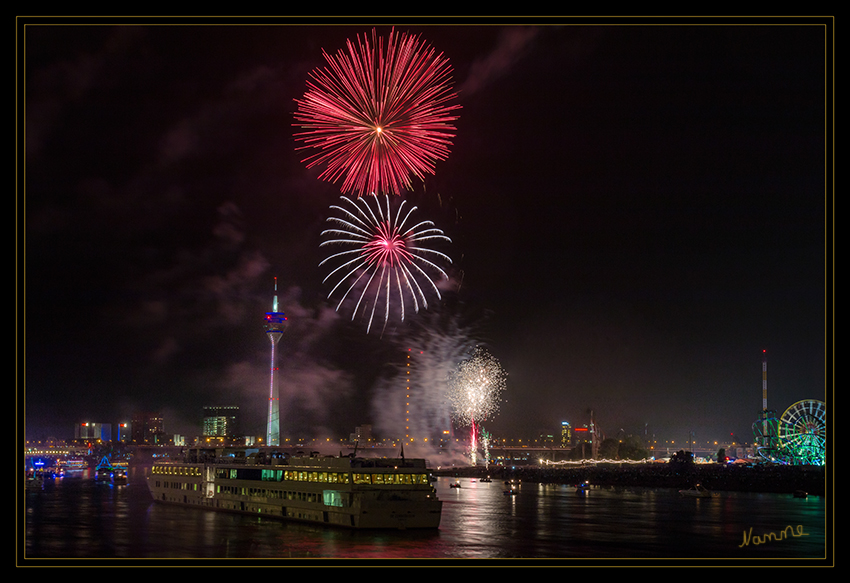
[448,346,507,427]
[320,194,452,333]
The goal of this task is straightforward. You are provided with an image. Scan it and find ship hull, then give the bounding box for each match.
[146,450,442,530]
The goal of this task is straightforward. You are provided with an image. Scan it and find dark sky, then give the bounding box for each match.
[20,17,830,448]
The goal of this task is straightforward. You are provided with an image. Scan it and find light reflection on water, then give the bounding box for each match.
[23,473,827,562]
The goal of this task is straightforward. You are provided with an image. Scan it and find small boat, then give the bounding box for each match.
[25,472,44,491]
[793,490,808,498]
[575,480,590,495]
[95,456,115,480]
[679,484,713,498]
[112,467,128,484]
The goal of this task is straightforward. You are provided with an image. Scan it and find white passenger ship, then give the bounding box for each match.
[147,448,442,529]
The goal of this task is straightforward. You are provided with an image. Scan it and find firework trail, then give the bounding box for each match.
[294,28,461,197]
[480,427,492,468]
[320,194,452,334]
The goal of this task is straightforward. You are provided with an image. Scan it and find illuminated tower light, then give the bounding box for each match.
[403,347,428,444]
[762,349,769,436]
[405,349,411,441]
[264,277,288,447]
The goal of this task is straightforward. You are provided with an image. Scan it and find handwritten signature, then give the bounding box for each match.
[739,525,809,547]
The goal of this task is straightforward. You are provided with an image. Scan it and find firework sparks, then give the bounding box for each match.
[320,194,452,333]
[448,346,507,428]
[293,28,461,197]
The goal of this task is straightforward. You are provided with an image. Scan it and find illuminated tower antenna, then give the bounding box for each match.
[405,348,413,444]
[264,277,288,447]
[762,349,768,434]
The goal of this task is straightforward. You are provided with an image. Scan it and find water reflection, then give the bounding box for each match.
[24,473,826,561]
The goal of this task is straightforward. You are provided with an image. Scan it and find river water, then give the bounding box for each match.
[21,468,829,565]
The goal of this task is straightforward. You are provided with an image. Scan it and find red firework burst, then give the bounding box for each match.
[293,28,461,197]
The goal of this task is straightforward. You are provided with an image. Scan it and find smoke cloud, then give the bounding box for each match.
[460,27,541,97]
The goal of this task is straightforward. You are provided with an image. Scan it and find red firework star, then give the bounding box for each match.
[293,28,461,197]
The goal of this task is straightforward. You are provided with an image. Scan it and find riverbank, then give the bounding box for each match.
[434,463,827,496]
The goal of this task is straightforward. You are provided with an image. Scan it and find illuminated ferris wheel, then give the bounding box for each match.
[777,399,826,466]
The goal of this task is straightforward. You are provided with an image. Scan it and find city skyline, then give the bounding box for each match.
[21,17,831,453]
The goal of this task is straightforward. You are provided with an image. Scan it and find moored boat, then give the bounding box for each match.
[146,448,442,530]
[25,471,44,491]
[678,483,713,498]
[112,467,128,484]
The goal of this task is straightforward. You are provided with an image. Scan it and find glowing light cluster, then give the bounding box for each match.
[448,346,507,427]
[320,194,452,333]
[293,28,461,197]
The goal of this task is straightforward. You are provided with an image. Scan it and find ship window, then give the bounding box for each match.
[323,490,345,508]
[262,469,284,482]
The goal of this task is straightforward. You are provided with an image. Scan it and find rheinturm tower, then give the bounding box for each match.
[264,277,288,446]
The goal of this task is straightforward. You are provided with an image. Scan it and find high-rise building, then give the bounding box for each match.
[117,422,131,442]
[75,422,112,442]
[560,421,572,447]
[263,277,288,447]
[202,406,240,439]
[131,413,165,445]
[350,424,373,444]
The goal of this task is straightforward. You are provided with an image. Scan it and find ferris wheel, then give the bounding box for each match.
[777,399,826,466]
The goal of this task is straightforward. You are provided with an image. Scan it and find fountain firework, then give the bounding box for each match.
[448,346,507,465]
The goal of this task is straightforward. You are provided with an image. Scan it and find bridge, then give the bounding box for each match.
[25,441,751,470]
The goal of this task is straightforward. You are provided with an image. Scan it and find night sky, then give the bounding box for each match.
[20,17,831,448]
